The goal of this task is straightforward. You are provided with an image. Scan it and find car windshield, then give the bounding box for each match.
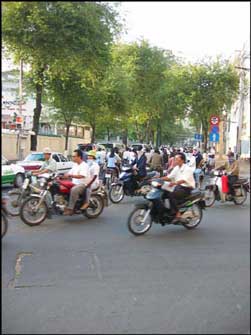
[24,153,45,161]
[2,156,8,165]
[100,143,113,150]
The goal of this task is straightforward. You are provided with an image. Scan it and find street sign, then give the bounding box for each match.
[210,125,219,133]
[209,132,220,142]
[194,133,203,141]
[210,115,220,125]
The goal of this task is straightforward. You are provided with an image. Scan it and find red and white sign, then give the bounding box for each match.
[210,115,220,125]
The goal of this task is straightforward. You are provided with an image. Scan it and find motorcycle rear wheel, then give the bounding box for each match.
[84,194,104,219]
[182,204,202,230]
[20,196,48,226]
[233,188,247,205]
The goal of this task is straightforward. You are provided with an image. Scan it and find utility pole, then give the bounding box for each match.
[17,59,24,160]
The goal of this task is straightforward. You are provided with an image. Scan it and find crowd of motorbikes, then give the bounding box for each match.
[2,155,250,238]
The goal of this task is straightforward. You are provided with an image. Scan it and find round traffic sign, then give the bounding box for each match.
[210,115,220,125]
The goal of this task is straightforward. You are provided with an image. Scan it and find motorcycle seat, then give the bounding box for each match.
[233,179,247,185]
[184,189,202,200]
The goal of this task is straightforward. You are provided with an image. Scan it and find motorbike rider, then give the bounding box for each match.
[160,152,195,221]
[63,149,90,215]
[31,147,57,175]
[83,150,101,209]
[130,145,147,192]
[106,148,121,178]
[227,153,240,196]
[192,148,204,187]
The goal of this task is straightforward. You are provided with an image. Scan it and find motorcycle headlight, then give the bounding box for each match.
[39,178,46,187]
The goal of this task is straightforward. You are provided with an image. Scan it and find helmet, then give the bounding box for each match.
[87,150,96,158]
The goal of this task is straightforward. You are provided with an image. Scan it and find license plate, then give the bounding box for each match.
[105,174,111,178]
[22,178,29,189]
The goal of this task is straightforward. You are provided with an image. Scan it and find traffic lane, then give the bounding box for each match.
[2,197,250,334]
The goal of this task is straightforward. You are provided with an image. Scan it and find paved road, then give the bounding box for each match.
[2,187,250,334]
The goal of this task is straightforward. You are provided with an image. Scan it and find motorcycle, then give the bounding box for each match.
[2,196,10,238]
[6,171,45,216]
[127,179,206,236]
[20,173,108,226]
[109,164,159,203]
[204,170,249,207]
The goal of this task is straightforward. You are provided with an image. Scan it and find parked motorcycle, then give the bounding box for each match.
[2,196,9,238]
[20,173,107,226]
[204,170,249,207]
[6,171,44,216]
[109,164,159,203]
[127,179,206,236]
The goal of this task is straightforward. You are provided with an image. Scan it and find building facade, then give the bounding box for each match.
[226,40,250,159]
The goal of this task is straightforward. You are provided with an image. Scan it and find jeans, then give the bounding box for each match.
[228,175,238,195]
[194,168,202,186]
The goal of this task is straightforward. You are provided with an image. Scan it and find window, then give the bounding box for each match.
[59,154,67,162]
[25,153,44,161]
[52,154,60,162]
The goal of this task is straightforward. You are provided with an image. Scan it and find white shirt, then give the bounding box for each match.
[69,161,90,185]
[87,160,100,190]
[186,155,196,171]
[168,163,195,189]
[123,150,131,161]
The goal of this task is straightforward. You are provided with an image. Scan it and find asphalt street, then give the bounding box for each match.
[2,185,250,334]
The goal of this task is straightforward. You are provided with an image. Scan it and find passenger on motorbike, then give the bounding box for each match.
[84,150,100,209]
[62,149,90,215]
[160,152,195,220]
[132,146,147,176]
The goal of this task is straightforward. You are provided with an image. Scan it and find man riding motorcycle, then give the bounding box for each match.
[131,145,147,192]
[159,152,195,221]
[62,149,90,215]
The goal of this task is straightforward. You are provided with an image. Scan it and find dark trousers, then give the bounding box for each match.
[169,185,192,214]
[228,175,238,195]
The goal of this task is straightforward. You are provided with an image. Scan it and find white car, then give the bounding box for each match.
[17,152,73,174]
[2,155,25,187]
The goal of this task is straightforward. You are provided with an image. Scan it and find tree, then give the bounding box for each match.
[185,58,239,150]
[2,1,121,150]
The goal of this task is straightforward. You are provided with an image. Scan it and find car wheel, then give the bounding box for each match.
[14,173,24,188]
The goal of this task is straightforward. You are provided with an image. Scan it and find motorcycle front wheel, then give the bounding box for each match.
[20,196,48,226]
[127,207,152,236]
[204,189,216,207]
[109,184,124,203]
[1,211,8,238]
[6,189,23,216]
[84,194,104,219]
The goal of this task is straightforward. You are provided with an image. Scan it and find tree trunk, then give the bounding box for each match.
[122,128,128,146]
[91,123,96,143]
[106,127,110,141]
[30,69,44,151]
[65,124,70,151]
[156,120,162,147]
